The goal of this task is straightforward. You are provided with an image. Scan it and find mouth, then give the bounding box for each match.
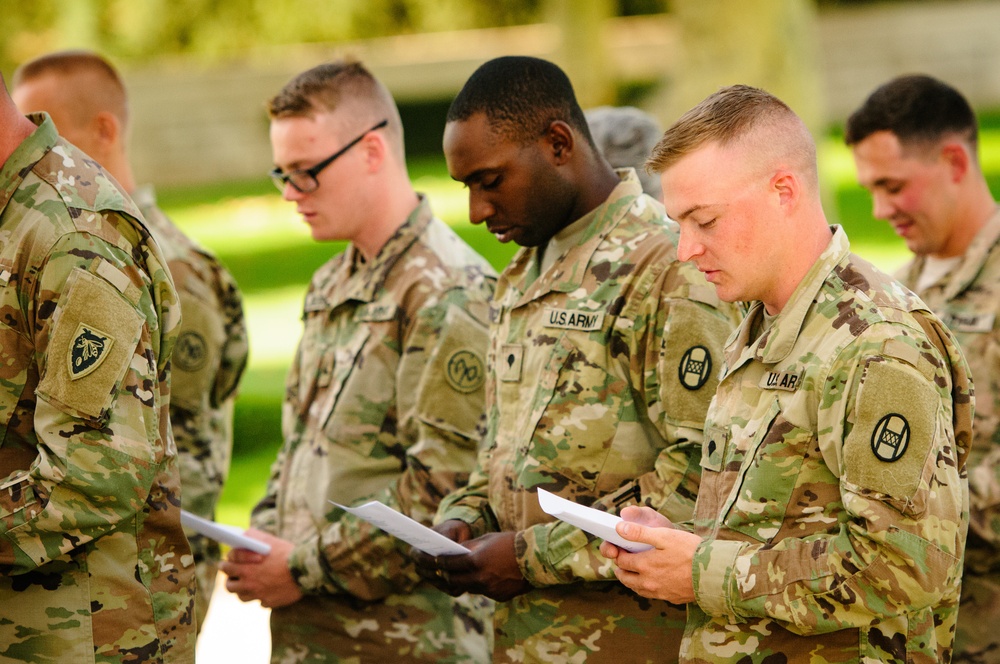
[486,224,514,243]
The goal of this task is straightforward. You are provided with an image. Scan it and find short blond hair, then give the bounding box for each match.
[646,85,817,190]
[13,50,128,128]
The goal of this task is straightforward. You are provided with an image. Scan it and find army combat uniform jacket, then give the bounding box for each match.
[896,207,1000,659]
[683,227,973,663]
[0,116,194,662]
[132,186,249,629]
[437,171,740,663]
[252,199,496,663]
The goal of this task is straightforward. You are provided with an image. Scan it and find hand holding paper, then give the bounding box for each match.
[537,488,653,553]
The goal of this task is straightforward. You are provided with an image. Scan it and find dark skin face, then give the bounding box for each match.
[443,112,581,247]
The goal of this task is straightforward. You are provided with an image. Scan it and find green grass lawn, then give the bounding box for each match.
[162,136,1000,528]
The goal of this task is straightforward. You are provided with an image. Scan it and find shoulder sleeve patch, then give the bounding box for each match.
[416,304,489,439]
[661,300,732,428]
[843,357,939,512]
[170,292,225,411]
[37,268,144,421]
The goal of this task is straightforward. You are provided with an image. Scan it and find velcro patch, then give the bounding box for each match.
[37,268,143,421]
[357,302,398,322]
[759,370,802,392]
[942,311,995,333]
[445,349,486,393]
[678,345,712,390]
[500,344,523,382]
[68,323,115,379]
[844,357,938,509]
[543,307,604,331]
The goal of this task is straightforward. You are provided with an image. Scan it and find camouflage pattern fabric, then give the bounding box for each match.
[131,186,249,630]
[895,207,1000,663]
[437,171,741,663]
[683,226,973,663]
[251,198,497,663]
[0,114,195,662]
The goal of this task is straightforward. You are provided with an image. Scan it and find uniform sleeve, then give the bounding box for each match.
[692,328,970,633]
[0,232,170,572]
[286,288,492,601]
[516,263,738,587]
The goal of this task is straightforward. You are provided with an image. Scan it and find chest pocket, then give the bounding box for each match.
[717,396,816,543]
[527,333,628,491]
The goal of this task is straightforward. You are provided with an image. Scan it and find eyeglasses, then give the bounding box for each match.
[269,119,388,193]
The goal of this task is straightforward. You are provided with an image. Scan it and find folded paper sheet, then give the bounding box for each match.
[180,509,272,555]
[331,500,469,556]
[537,488,653,553]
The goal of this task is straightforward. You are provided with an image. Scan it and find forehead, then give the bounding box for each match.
[443,114,515,175]
[269,111,342,160]
[660,141,747,217]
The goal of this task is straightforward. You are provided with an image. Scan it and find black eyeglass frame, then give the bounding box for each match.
[270,118,389,193]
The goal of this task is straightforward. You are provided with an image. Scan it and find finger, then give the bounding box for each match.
[599,540,621,559]
[228,548,265,564]
[615,520,673,549]
[619,505,671,528]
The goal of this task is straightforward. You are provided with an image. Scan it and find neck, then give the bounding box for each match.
[932,178,997,258]
[764,214,833,315]
[354,174,420,261]
[0,100,38,168]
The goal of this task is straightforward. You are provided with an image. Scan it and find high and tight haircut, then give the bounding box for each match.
[447,56,597,149]
[646,84,817,187]
[268,59,405,157]
[844,74,978,153]
[13,49,128,126]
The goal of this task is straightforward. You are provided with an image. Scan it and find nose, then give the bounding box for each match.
[677,226,704,263]
[870,191,895,221]
[468,191,495,226]
[283,181,304,203]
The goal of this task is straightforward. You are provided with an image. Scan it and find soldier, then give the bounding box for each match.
[11,50,250,631]
[585,105,663,198]
[218,60,497,662]
[601,84,973,663]
[845,74,1000,662]
[412,56,740,663]
[0,73,195,661]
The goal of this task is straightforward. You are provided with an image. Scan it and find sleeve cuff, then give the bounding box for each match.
[436,505,491,539]
[286,536,325,595]
[692,537,746,622]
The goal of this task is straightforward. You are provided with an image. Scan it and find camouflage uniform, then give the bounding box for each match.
[437,171,740,663]
[251,198,497,663]
[683,226,973,663]
[0,115,194,662]
[131,186,249,629]
[895,207,1000,662]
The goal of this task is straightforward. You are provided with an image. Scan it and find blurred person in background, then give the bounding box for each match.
[220,59,496,662]
[413,55,740,663]
[846,74,1000,662]
[13,50,250,631]
[0,71,194,662]
[586,105,663,198]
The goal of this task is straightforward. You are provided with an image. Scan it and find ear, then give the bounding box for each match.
[544,120,575,165]
[361,130,387,173]
[92,111,121,148]
[940,142,971,183]
[771,169,798,208]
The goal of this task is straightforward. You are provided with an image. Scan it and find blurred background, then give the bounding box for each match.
[3,1,1000,657]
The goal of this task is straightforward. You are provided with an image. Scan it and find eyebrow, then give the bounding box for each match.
[673,203,712,221]
[452,167,497,186]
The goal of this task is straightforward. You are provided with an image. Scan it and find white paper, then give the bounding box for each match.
[180,509,272,555]
[331,500,469,556]
[537,488,653,553]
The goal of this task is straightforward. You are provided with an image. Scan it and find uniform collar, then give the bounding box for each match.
[499,168,645,307]
[315,194,433,309]
[726,225,851,370]
[0,113,58,216]
[901,205,1000,300]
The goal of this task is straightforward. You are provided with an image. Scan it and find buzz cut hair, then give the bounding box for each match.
[268,58,405,159]
[844,74,978,154]
[646,84,817,190]
[446,55,597,149]
[13,49,128,126]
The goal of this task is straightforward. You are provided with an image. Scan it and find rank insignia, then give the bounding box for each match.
[678,345,712,390]
[871,413,910,462]
[69,323,115,379]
